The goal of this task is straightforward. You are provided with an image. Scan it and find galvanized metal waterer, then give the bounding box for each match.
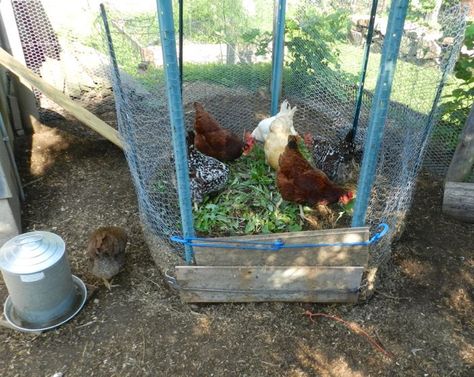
[0,231,87,332]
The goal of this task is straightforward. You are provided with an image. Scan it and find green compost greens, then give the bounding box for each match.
[192,144,352,236]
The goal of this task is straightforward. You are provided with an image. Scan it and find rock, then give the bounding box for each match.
[441,37,455,46]
[429,41,442,56]
[349,30,363,45]
[356,16,370,28]
[374,18,388,36]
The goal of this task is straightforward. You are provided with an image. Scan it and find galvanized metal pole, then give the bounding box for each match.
[100,4,136,157]
[178,0,184,95]
[351,0,379,139]
[270,0,286,116]
[100,4,124,95]
[352,0,409,227]
[155,0,194,263]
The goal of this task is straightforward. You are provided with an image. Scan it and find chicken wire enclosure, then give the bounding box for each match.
[97,0,466,283]
[8,0,117,129]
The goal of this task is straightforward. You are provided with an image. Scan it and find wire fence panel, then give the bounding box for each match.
[9,1,467,286]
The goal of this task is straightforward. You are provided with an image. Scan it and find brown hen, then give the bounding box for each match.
[277,136,353,207]
[193,102,254,162]
[87,226,128,290]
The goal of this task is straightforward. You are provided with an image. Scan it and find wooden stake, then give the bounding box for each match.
[446,103,474,182]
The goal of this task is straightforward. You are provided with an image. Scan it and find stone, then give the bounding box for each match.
[349,30,363,46]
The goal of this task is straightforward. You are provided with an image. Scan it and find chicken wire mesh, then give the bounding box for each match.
[277,0,467,293]
[10,0,116,129]
[7,1,468,293]
[95,0,467,275]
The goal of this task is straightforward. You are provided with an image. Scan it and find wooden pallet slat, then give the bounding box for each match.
[176,266,364,303]
[175,227,371,303]
[178,288,359,303]
[194,227,369,267]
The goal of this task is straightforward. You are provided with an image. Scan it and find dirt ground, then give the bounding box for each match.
[0,102,473,377]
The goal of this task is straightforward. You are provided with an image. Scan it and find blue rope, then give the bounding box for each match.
[170,223,389,251]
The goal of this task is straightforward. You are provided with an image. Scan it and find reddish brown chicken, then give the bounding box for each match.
[193,102,255,162]
[277,135,353,207]
[87,226,128,290]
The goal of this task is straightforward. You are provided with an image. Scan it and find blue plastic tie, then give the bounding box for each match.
[170,223,389,251]
[271,239,285,251]
[369,223,389,244]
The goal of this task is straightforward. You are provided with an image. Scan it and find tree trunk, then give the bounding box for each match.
[226,43,235,65]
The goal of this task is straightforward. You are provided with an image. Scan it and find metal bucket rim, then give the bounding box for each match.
[3,275,87,332]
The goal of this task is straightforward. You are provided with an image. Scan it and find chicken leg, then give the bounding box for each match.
[299,205,305,220]
[102,278,120,291]
[275,197,283,210]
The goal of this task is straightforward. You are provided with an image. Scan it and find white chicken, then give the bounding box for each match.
[251,100,298,142]
[264,108,298,170]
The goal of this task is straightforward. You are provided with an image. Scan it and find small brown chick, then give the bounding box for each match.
[87,226,127,290]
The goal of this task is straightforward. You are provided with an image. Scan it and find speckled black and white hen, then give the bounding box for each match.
[304,129,362,184]
[187,131,230,204]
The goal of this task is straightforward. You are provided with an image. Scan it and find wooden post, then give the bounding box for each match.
[443,182,474,222]
[446,102,474,182]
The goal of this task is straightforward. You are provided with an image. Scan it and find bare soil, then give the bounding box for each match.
[0,96,473,377]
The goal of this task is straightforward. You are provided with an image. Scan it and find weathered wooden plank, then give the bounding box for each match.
[176,266,363,303]
[194,227,369,267]
[0,48,123,149]
[195,247,368,267]
[446,102,474,182]
[7,94,24,135]
[179,289,359,303]
[443,181,474,222]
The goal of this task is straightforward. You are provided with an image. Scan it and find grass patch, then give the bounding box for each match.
[185,62,272,89]
[337,43,462,114]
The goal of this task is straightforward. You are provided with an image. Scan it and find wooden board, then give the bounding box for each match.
[446,103,474,182]
[7,94,24,135]
[0,48,123,149]
[443,181,474,222]
[176,266,363,303]
[194,227,369,267]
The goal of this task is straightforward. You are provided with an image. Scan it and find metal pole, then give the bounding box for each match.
[100,4,143,193]
[178,0,183,95]
[155,0,194,263]
[100,4,124,93]
[352,0,409,227]
[100,4,135,151]
[270,0,286,116]
[351,0,378,139]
